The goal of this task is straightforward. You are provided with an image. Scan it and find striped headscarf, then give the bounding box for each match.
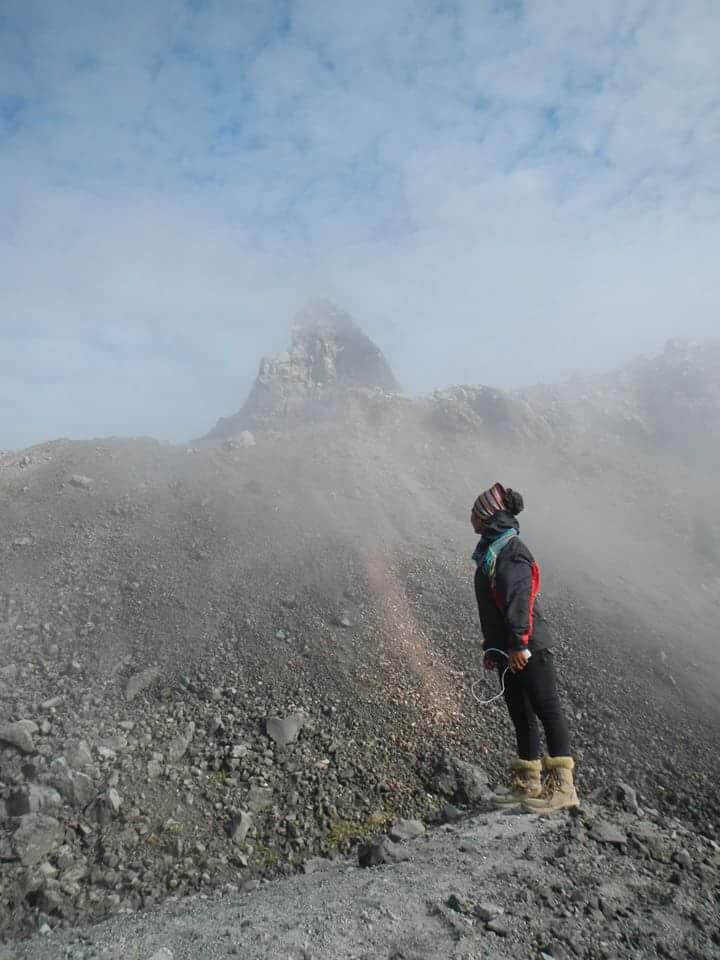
[472,482,507,523]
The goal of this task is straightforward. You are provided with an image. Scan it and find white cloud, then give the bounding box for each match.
[1,0,719,447]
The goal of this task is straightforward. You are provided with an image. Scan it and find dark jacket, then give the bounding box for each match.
[473,511,551,654]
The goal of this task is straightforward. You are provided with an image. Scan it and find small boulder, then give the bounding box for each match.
[432,756,491,805]
[147,758,163,779]
[0,720,38,754]
[63,739,94,771]
[70,474,94,488]
[0,663,18,681]
[453,760,491,803]
[474,901,504,922]
[7,785,62,817]
[13,815,63,866]
[246,786,273,814]
[442,804,463,824]
[167,722,195,764]
[446,893,473,914]
[125,666,162,702]
[41,696,63,711]
[589,820,627,847]
[47,765,95,808]
[487,916,510,937]
[674,848,693,870]
[302,857,329,875]
[357,838,410,868]
[226,811,253,845]
[265,713,305,748]
[614,782,639,812]
[389,819,426,843]
[89,789,123,827]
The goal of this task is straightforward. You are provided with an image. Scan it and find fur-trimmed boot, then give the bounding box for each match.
[493,758,542,806]
[521,756,579,813]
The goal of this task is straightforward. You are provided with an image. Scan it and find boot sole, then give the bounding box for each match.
[493,795,542,809]
[521,798,580,815]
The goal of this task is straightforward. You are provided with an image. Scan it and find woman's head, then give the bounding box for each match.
[471,483,524,533]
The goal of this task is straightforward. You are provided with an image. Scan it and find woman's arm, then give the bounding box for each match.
[496,553,540,652]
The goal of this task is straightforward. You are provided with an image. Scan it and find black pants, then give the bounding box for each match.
[501,649,570,760]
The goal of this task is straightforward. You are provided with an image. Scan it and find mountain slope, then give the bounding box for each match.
[1,303,719,941]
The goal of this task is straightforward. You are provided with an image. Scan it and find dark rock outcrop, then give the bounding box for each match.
[207,300,400,437]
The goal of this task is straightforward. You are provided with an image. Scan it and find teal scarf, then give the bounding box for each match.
[473,529,518,581]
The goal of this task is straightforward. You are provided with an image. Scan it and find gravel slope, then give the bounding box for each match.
[6,802,719,960]
[2,323,719,945]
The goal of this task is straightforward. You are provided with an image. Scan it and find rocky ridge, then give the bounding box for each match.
[207,300,400,438]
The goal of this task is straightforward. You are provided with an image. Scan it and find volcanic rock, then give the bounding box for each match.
[0,720,38,754]
[12,814,63,866]
[207,300,400,436]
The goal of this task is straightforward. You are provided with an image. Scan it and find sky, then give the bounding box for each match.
[1,0,719,449]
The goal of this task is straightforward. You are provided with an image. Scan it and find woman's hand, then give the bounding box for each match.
[509,650,530,673]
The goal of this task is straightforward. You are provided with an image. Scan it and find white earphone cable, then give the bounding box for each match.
[470,648,530,706]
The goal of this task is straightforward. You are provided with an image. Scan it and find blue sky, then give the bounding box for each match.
[1,0,719,448]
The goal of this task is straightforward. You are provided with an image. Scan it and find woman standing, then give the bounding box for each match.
[471,482,578,812]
